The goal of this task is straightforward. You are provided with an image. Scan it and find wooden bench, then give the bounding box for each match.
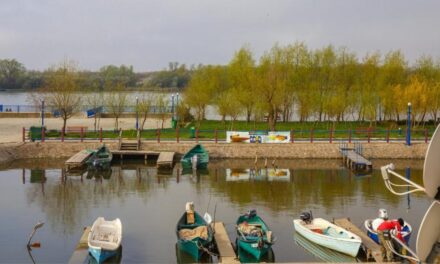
[66,126,88,133]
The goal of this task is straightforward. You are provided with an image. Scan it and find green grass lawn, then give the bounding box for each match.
[32,120,435,141]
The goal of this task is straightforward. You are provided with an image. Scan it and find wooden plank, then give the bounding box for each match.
[156,152,175,168]
[68,226,91,264]
[65,150,92,165]
[212,222,239,264]
[345,151,372,166]
[334,218,384,263]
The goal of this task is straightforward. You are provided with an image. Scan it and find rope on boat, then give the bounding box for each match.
[196,241,218,257]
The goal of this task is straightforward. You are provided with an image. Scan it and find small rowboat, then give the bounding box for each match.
[180,144,209,170]
[236,210,275,261]
[293,214,361,257]
[88,217,122,263]
[176,205,214,261]
[364,219,412,244]
[87,145,113,170]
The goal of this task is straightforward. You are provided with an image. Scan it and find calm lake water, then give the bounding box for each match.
[0,159,431,263]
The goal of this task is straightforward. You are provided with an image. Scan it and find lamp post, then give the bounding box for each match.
[407,102,411,146]
[41,100,45,127]
[171,94,175,128]
[175,92,179,121]
[135,97,139,130]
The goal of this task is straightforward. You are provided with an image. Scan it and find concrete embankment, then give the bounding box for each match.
[0,141,428,164]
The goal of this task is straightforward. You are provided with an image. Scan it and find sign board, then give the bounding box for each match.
[227,131,290,143]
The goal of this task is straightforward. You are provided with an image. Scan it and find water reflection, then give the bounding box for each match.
[294,233,356,263]
[0,159,431,263]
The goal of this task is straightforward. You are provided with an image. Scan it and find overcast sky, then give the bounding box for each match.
[1,0,439,71]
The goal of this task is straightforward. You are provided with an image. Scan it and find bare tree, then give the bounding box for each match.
[154,94,169,129]
[105,83,128,130]
[44,61,81,132]
[137,95,153,130]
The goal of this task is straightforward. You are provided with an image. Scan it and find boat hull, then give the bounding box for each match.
[293,219,361,257]
[89,247,118,263]
[180,144,209,170]
[177,238,207,261]
[237,238,270,260]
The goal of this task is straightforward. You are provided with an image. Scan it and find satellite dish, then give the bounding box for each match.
[416,200,440,262]
[423,125,440,199]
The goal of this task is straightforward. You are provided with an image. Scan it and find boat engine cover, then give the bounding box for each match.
[300,212,312,224]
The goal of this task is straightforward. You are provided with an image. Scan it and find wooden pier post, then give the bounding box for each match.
[215,129,218,144]
[22,127,25,142]
[99,128,103,143]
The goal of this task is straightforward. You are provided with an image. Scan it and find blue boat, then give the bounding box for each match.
[88,217,122,263]
[236,210,275,261]
[176,206,213,261]
[364,219,412,244]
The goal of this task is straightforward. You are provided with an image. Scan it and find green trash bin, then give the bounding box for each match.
[171,119,177,129]
[30,126,44,142]
[190,127,195,138]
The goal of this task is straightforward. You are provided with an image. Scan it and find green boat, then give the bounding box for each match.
[86,145,113,170]
[180,144,209,170]
[176,210,214,261]
[236,210,275,261]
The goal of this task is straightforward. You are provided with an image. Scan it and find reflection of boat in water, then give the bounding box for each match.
[181,167,209,176]
[30,169,46,183]
[267,169,290,181]
[226,169,250,181]
[294,232,357,263]
[87,168,112,180]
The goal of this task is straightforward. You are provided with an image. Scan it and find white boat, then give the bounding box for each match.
[293,217,362,257]
[88,217,122,263]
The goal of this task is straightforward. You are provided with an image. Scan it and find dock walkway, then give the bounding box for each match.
[334,218,383,262]
[65,150,93,169]
[340,148,372,172]
[212,222,239,264]
[68,226,91,264]
[156,152,175,169]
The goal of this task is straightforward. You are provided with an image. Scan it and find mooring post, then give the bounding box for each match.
[61,127,65,142]
[176,127,180,143]
[41,127,45,142]
[367,127,371,143]
[291,129,294,143]
[214,129,218,144]
[22,127,25,142]
[99,128,103,143]
[310,128,314,143]
[80,127,84,142]
[329,128,333,143]
[425,128,428,144]
[386,128,390,143]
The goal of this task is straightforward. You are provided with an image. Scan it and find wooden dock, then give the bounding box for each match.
[334,218,384,262]
[65,150,93,169]
[68,226,91,264]
[341,150,372,173]
[212,222,239,264]
[156,152,175,169]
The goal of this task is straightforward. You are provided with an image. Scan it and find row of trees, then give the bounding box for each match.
[0,59,193,91]
[183,43,440,130]
[28,61,172,132]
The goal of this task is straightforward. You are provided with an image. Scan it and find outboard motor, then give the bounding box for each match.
[246,209,257,218]
[300,211,313,224]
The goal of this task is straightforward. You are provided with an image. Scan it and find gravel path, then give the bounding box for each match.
[0,117,171,143]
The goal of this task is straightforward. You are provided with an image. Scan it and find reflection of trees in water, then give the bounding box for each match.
[24,165,175,235]
[205,168,424,213]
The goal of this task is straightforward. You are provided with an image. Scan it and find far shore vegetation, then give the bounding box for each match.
[2,41,440,132]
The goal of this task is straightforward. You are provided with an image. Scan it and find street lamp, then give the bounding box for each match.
[175,92,179,121]
[135,97,139,130]
[407,102,411,146]
[171,93,175,119]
